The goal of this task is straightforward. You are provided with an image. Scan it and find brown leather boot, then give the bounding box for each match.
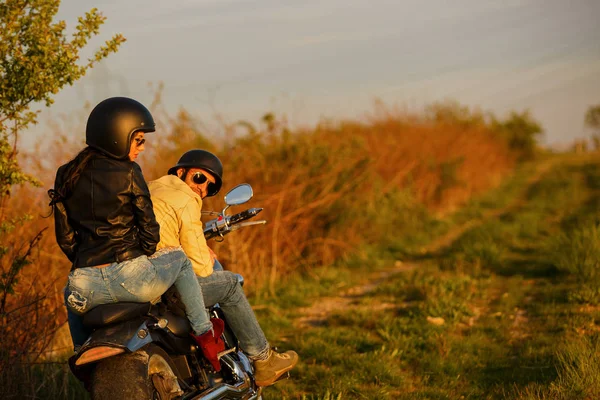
[253,349,299,387]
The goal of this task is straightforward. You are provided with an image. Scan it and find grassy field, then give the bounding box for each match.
[253,153,600,399]
[2,101,589,398]
[2,104,532,398]
[11,153,600,400]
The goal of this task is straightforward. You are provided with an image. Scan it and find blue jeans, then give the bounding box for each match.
[65,248,212,348]
[198,270,269,359]
[212,259,224,272]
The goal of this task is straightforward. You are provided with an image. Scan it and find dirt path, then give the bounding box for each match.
[421,157,557,254]
[295,158,559,328]
[296,262,417,327]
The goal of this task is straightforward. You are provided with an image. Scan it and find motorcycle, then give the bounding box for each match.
[69,183,268,400]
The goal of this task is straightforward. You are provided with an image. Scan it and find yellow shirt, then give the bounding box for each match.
[148,175,213,277]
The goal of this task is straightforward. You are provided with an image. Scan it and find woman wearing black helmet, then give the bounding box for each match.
[50,97,216,354]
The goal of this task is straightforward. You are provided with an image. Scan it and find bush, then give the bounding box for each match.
[515,334,600,400]
[549,222,600,303]
[491,111,543,161]
[551,334,600,398]
[551,222,600,284]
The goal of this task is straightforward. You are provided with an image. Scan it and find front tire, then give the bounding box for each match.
[90,344,182,400]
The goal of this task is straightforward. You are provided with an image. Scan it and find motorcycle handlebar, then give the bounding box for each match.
[228,208,263,225]
[203,208,264,240]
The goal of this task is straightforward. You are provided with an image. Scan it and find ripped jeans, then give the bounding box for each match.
[65,247,212,349]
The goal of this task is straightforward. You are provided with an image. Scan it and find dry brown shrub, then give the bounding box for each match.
[2,102,516,359]
[144,106,514,291]
[363,117,513,211]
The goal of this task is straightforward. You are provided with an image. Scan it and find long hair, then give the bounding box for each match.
[48,146,101,206]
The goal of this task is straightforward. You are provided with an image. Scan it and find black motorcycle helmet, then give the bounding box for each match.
[86,97,156,159]
[168,149,223,197]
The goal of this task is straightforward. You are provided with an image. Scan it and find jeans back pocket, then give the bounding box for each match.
[119,258,158,301]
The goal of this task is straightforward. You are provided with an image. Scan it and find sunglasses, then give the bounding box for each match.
[191,172,217,193]
[134,137,146,147]
[192,172,210,185]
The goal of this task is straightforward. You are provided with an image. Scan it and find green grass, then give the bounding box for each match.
[256,154,600,399]
[18,153,600,399]
[0,362,88,399]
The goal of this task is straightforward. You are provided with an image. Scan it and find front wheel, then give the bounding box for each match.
[90,344,182,400]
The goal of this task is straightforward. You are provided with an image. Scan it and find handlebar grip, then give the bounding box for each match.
[203,208,263,240]
[228,208,263,225]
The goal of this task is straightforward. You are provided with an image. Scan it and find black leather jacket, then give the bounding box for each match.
[53,154,160,270]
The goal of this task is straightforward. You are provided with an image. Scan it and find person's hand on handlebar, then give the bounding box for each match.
[208,246,218,266]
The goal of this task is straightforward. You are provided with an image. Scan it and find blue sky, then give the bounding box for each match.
[33,0,600,145]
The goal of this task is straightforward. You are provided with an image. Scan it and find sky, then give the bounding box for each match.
[29,0,600,146]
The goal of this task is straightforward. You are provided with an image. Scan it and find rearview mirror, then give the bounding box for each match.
[224,184,253,206]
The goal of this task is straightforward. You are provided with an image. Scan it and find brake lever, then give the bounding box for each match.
[230,220,267,231]
[201,211,221,216]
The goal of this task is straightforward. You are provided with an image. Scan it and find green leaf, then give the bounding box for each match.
[0,0,125,199]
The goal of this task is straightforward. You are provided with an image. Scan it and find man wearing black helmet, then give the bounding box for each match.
[148,149,299,387]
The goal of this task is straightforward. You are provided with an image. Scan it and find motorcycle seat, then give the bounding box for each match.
[83,302,151,328]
